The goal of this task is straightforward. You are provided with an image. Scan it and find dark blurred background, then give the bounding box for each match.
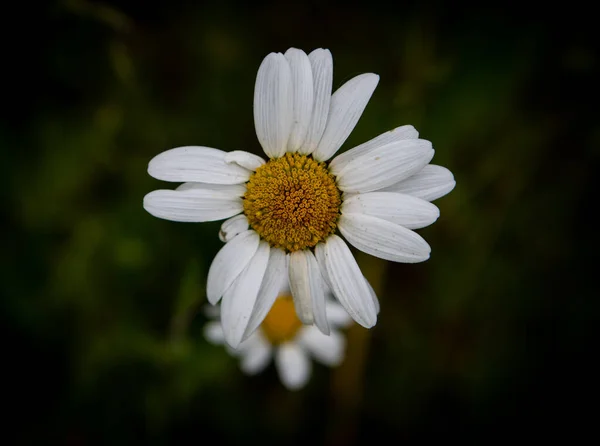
[2,0,598,444]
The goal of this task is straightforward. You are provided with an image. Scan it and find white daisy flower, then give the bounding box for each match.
[144,47,455,348]
[203,278,354,391]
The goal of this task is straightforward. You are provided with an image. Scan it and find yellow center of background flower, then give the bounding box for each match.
[260,295,303,344]
[243,153,341,252]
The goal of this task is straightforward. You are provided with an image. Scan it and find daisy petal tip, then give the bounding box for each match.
[411,249,431,263]
[206,282,229,305]
[364,315,377,329]
[221,309,248,349]
[147,157,161,178]
[448,179,457,193]
[264,51,281,61]
[206,291,221,306]
[316,322,331,336]
[361,73,380,90]
[240,326,257,343]
[353,310,377,329]
[142,190,154,209]
[284,47,306,57]
[224,331,242,350]
[141,190,171,220]
[205,291,221,309]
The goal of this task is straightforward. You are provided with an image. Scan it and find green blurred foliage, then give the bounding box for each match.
[2,0,597,444]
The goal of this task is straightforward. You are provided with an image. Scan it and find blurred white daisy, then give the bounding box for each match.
[204,283,354,391]
[144,47,455,348]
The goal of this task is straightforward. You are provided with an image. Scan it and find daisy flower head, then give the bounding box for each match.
[144,47,455,348]
[203,279,355,391]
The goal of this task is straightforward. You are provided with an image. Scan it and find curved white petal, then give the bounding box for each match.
[342,192,440,229]
[300,49,333,155]
[206,230,260,304]
[363,276,380,314]
[254,53,293,159]
[308,248,330,338]
[239,335,272,375]
[219,214,249,243]
[285,48,314,151]
[298,327,345,366]
[338,213,430,263]
[143,188,243,222]
[381,164,456,202]
[287,251,310,323]
[224,150,266,171]
[312,73,379,162]
[325,301,353,328]
[322,235,377,328]
[277,255,292,296]
[175,182,245,196]
[275,342,311,390]
[203,321,225,345]
[243,248,288,340]
[148,146,251,184]
[314,243,332,290]
[337,139,435,193]
[329,125,419,175]
[221,241,270,348]
[289,250,329,334]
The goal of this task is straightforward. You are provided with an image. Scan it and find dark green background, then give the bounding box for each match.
[3,1,597,444]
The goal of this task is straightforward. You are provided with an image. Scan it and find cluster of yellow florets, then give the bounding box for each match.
[243,152,341,252]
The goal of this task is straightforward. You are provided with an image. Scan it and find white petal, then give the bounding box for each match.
[309,249,330,338]
[224,150,266,171]
[300,49,333,155]
[338,213,431,263]
[288,250,313,325]
[329,125,419,175]
[322,235,377,328]
[221,241,270,348]
[342,192,440,229]
[206,230,260,304]
[298,327,345,366]
[253,53,293,159]
[219,214,249,243]
[381,164,456,202]
[285,48,314,151]
[203,321,225,345]
[336,139,435,193]
[242,248,288,340]
[312,73,379,161]
[314,243,332,290]
[175,182,246,195]
[236,330,260,352]
[289,250,330,334]
[363,276,380,314]
[275,342,311,390]
[277,259,292,296]
[325,301,353,328]
[239,335,272,375]
[148,146,251,184]
[143,189,243,222]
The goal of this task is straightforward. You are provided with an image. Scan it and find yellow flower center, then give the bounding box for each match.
[243,153,341,252]
[260,295,303,344]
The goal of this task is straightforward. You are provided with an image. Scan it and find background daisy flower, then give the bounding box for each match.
[203,280,355,390]
[144,47,455,348]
